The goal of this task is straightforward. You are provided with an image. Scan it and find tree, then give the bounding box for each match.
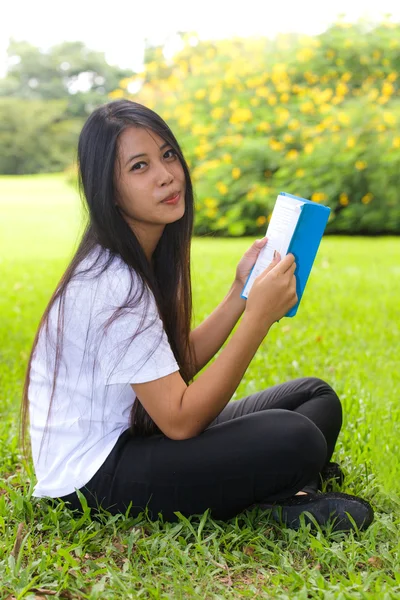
[0,98,82,174]
[0,39,136,118]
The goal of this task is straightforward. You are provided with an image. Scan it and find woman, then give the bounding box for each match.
[20,99,373,532]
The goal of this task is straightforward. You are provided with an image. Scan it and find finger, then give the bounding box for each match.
[272,253,296,274]
[261,250,281,275]
[254,236,268,249]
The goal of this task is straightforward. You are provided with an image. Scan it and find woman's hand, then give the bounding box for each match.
[234,236,268,288]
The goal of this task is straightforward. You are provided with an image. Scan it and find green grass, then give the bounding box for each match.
[1,173,400,599]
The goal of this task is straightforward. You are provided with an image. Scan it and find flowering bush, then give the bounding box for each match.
[110,21,400,235]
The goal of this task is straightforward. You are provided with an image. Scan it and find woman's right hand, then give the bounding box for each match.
[244,252,298,331]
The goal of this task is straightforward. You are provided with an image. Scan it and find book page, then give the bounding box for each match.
[242,194,304,298]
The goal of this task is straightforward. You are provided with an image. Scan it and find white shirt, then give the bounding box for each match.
[29,245,180,498]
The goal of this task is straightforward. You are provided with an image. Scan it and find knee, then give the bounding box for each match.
[308,377,343,427]
[278,411,328,474]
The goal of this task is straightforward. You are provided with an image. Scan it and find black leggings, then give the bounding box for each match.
[59,377,342,522]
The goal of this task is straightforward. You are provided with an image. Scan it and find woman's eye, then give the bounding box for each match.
[130,150,176,171]
[131,161,147,171]
[164,149,177,159]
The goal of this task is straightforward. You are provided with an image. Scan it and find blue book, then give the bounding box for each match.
[241,192,331,317]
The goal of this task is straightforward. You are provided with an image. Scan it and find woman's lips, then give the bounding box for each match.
[162,192,180,205]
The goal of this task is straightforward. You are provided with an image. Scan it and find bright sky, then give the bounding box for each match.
[1,0,399,78]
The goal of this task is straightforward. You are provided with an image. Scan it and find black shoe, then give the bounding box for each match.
[319,462,345,491]
[257,492,374,532]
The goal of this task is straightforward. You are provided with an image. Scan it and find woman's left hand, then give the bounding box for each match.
[234,236,268,288]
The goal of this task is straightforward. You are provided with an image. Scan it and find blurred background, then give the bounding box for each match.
[1,0,400,236]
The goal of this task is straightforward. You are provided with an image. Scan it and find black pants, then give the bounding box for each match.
[58,377,342,522]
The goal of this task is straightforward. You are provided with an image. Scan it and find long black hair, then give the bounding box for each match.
[20,99,197,459]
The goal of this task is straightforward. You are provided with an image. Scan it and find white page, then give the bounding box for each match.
[242,194,304,298]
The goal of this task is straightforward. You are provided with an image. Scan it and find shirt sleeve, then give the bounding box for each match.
[92,266,180,386]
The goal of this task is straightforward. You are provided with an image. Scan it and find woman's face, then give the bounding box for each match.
[114,126,186,233]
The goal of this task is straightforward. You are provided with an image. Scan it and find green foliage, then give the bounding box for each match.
[0,39,137,175]
[1,174,400,597]
[0,97,83,174]
[124,21,400,235]
[0,39,134,118]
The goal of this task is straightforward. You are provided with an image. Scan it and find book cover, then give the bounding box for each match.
[241,192,331,317]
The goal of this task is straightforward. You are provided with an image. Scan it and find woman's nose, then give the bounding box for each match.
[157,163,174,186]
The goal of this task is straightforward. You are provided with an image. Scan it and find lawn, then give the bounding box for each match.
[1,174,399,599]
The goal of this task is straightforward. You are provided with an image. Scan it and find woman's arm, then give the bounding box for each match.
[186,280,246,379]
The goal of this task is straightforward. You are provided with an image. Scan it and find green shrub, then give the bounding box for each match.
[116,21,400,234]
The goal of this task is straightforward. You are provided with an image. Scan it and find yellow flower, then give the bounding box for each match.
[288,119,300,131]
[382,82,394,96]
[256,122,271,132]
[339,193,349,206]
[336,82,348,96]
[355,160,367,170]
[300,101,314,114]
[195,89,207,100]
[246,190,255,201]
[250,97,260,106]
[178,113,192,127]
[109,89,125,99]
[387,73,398,82]
[275,107,290,125]
[383,112,396,126]
[206,207,217,218]
[286,149,299,160]
[311,192,327,203]
[319,103,331,114]
[256,87,269,98]
[346,137,356,149]
[304,143,314,154]
[211,107,224,120]
[361,193,373,205]
[268,94,277,106]
[216,181,228,195]
[222,153,232,163]
[232,167,241,179]
[296,169,305,178]
[230,107,253,124]
[304,71,318,84]
[393,138,400,149]
[368,88,379,101]
[146,61,158,73]
[338,112,350,125]
[280,92,290,103]
[209,87,222,103]
[204,197,218,209]
[119,77,134,89]
[194,143,210,160]
[256,215,267,226]
[269,138,284,151]
[296,47,314,62]
[217,216,228,227]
